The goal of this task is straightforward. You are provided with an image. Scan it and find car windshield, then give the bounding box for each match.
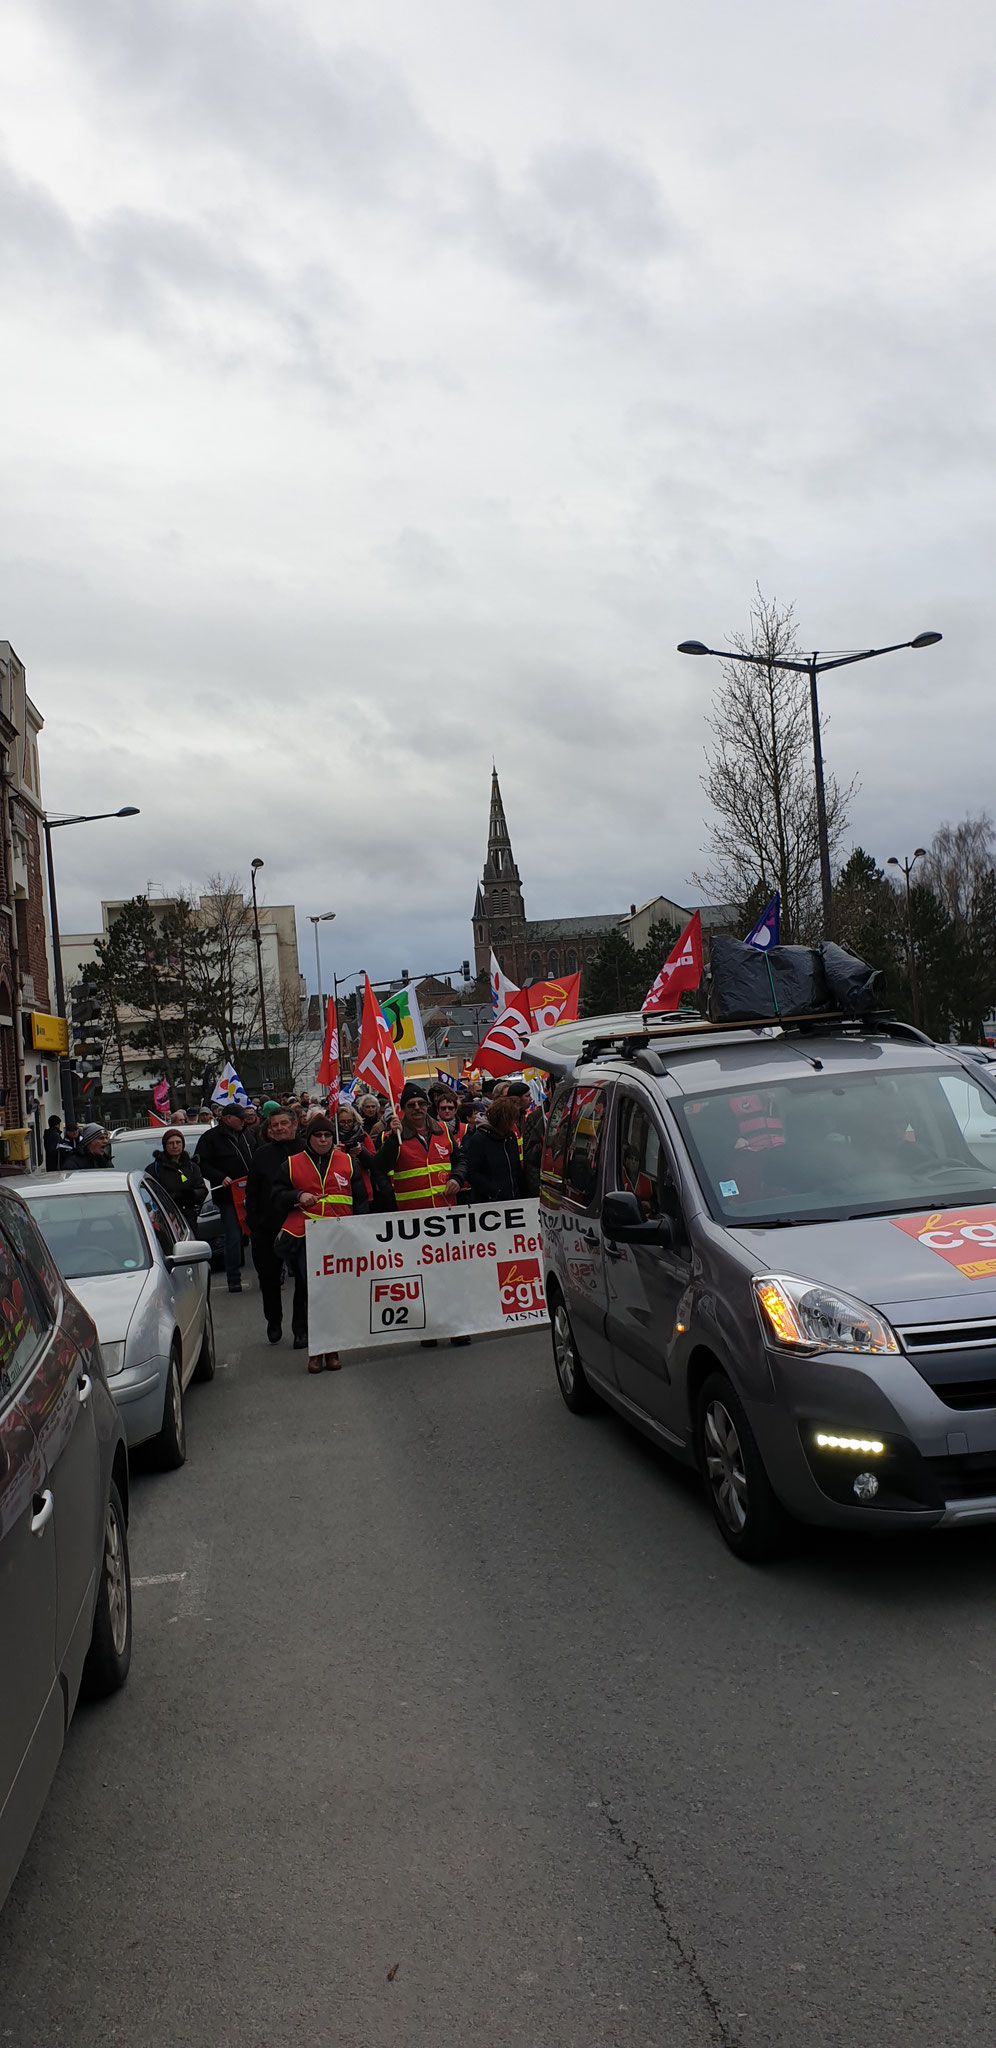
[673,1064,996,1225]
[110,1132,169,1171]
[25,1192,152,1278]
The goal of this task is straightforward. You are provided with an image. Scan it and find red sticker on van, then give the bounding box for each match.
[891,1206,996,1278]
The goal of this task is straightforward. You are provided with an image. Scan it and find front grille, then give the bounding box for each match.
[926,1451,996,1501]
[928,1380,996,1411]
[900,1319,996,1354]
[898,1316,996,1410]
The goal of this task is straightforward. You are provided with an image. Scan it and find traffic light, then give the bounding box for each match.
[461,960,471,982]
[401,969,410,985]
[69,980,104,1080]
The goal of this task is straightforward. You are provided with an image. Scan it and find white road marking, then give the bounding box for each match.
[133,1572,186,1588]
[178,1538,212,1617]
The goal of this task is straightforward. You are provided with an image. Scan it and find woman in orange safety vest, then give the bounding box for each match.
[274,1115,355,1375]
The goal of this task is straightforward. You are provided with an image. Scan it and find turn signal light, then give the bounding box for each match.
[755,1279,804,1346]
[815,1432,885,1455]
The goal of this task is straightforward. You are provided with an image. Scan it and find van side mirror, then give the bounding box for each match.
[601,1190,674,1248]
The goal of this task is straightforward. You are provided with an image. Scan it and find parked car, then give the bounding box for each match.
[108,1127,223,1266]
[20,1170,214,1469]
[533,1013,996,1559]
[0,1180,131,1913]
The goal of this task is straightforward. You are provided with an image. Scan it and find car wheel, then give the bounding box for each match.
[551,1295,597,1414]
[696,1370,791,1561]
[193,1300,216,1383]
[81,1480,132,1699]
[153,1343,186,1470]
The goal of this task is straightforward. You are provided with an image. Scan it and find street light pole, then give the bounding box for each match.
[43,807,140,1131]
[309,912,336,1022]
[887,849,927,1028]
[678,631,943,941]
[249,858,270,1069]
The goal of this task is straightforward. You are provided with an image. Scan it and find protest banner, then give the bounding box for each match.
[304,1200,547,1351]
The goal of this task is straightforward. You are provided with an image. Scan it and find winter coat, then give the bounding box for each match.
[521,1106,546,1199]
[149,1148,208,1224]
[460,1125,523,1204]
[193,1123,255,1205]
[245,1135,304,1240]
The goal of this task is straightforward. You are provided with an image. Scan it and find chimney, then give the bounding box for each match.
[630,903,636,916]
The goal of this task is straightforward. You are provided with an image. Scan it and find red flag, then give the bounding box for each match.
[152,1078,171,1119]
[642,912,703,1013]
[148,1112,167,1127]
[355,974,405,1107]
[526,972,581,1031]
[316,996,340,1106]
[230,1177,249,1239]
[474,988,533,1077]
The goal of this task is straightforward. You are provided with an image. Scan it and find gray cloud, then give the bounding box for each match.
[2,0,994,986]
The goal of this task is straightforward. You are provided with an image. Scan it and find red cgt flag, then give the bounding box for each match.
[642,912,703,1013]
[355,974,405,1108]
[316,996,340,1106]
[474,988,533,1077]
[526,972,581,1031]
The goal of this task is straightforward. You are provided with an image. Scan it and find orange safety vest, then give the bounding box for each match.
[391,1127,453,1209]
[281,1146,354,1238]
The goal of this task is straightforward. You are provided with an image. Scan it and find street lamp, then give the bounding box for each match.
[678,631,942,938]
[43,807,140,1129]
[887,849,927,1028]
[309,912,336,1024]
[249,858,270,1069]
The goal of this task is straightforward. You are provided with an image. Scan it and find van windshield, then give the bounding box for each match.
[673,1065,996,1225]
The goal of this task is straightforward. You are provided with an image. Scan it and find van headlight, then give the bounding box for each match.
[753,1275,899,1355]
[100,1340,126,1376]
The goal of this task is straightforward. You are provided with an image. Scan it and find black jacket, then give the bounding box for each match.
[193,1123,255,1203]
[245,1135,304,1239]
[43,1127,63,1171]
[460,1126,523,1203]
[58,1142,113,1171]
[149,1148,207,1222]
[521,1106,546,1199]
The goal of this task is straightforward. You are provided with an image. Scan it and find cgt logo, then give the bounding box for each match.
[497,1258,545,1316]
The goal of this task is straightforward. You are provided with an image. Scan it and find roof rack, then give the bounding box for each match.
[578,1010,934,1068]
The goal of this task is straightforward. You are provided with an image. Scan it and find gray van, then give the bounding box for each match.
[533,1014,996,1559]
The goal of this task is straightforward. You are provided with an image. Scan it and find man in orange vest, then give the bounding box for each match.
[274,1114,356,1373]
[379,1090,468,1348]
[379,1090,460,1210]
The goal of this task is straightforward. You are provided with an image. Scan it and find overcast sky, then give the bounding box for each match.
[3,0,992,987]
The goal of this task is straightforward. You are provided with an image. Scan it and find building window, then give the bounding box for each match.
[477,924,485,942]
[501,888,509,914]
[548,951,559,976]
[567,950,578,973]
[530,952,541,978]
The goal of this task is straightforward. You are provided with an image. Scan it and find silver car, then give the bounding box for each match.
[534,1013,996,1559]
[20,1170,214,1469]
[0,1181,131,1912]
[108,1127,223,1265]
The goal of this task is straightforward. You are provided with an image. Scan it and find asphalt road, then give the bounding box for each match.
[2,1282,995,2048]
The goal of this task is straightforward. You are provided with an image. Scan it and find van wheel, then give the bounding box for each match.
[551,1298,597,1414]
[153,1344,186,1470]
[193,1301,216,1382]
[696,1371,791,1561]
[81,1480,132,1698]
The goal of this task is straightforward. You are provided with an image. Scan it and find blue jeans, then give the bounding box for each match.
[220,1201,244,1287]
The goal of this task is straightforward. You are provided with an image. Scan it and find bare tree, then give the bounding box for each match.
[186,875,262,1063]
[693,590,855,941]
[923,813,995,924]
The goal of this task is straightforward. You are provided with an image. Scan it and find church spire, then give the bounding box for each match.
[483,767,519,884]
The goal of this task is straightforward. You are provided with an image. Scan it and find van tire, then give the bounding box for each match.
[695,1371,791,1561]
[551,1297,597,1414]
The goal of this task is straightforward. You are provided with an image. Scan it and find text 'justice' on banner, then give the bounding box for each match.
[304,1201,547,1352]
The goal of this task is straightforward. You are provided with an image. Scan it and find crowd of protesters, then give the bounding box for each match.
[45,1070,553,1377]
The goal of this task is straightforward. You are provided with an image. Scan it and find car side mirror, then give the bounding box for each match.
[166,1239,212,1269]
[601,1190,674,1248]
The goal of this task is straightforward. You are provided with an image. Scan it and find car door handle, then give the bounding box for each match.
[77,1372,93,1407]
[31,1489,54,1536]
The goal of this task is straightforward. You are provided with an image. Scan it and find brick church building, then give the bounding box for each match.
[472,770,623,986]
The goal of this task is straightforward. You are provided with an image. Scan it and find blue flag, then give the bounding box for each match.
[744,893,780,950]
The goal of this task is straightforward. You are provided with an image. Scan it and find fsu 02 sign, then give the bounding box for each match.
[306,1201,548,1352]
